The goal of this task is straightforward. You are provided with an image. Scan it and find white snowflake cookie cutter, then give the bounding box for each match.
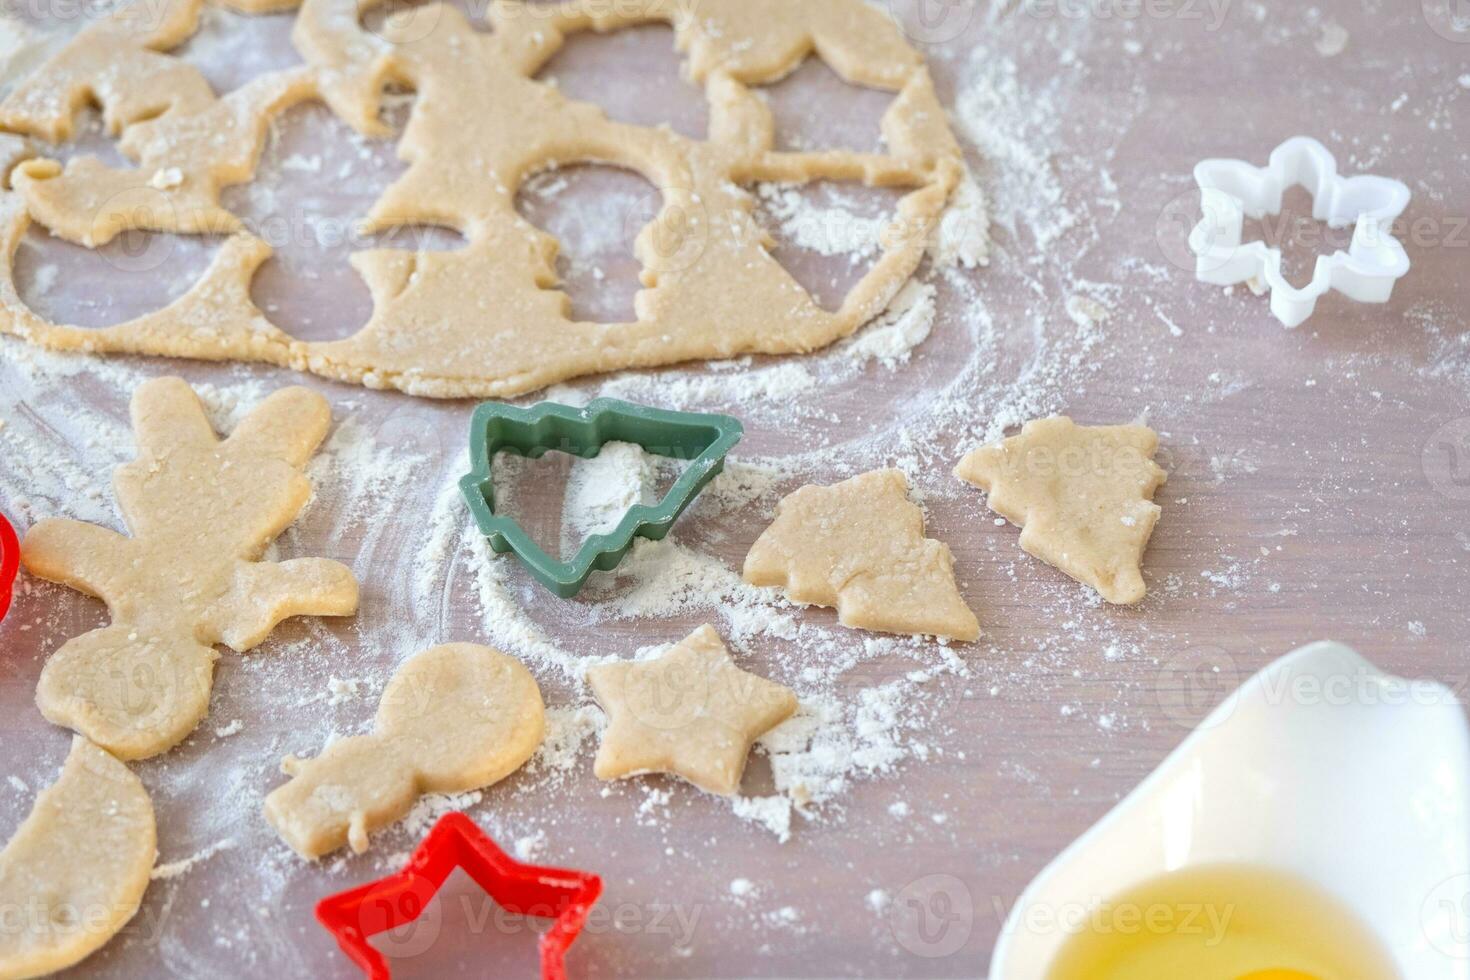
[1188,136,1411,328]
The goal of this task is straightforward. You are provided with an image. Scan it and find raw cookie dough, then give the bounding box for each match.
[954,415,1167,605]
[0,736,155,980]
[264,643,545,859]
[0,0,964,397]
[0,135,34,187]
[588,624,797,796]
[744,468,980,641]
[21,377,359,761]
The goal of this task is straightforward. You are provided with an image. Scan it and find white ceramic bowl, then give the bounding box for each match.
[990,641,1470,979]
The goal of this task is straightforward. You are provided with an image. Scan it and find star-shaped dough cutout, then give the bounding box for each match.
[588,625,797,796]
[743,468,979,641]
[955,416,1166,604]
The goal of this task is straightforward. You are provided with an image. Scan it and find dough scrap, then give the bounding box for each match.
[954,416,1166,605]
[0,736,155,980]
[0,135,34,188]
[263,643,545,859]
[588,624,797,796]
[743,468,980,641]
[21,377,359,761]
[0,0,964,398]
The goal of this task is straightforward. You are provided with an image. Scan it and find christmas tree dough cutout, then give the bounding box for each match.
[588,625,797,796]
[0,736,155,979]
[21,377,359,761]
[743,469,980,641]
[955,415,1166,605]
[264,643,545,859]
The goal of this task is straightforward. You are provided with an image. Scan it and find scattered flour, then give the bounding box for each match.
[152,839,238,880]
[325,676,361,705]
[952,45,1076,252]
[5,7,1458,973]
[932,175,991,270]
[559,440,661,557]
[399,790,484,840]
[527,705,604,775]
[1314,20,1349,57]
[755,182,889,260]
[400,432,974,843]
[844,280,937,368]
[28,263,57,296]
[0,19,1127,878]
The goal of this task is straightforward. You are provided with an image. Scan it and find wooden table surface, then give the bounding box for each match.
[1,1,1469,976]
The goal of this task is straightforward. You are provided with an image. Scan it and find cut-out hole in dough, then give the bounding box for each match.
[221,101,463,341]
[33,105,131,170]
[516,164,660,325]
[751,180,908,312]
[490,442,688,563]
[14,224,222,329]
[761,56,893,154]
[537,25,707,140]
[176,6,304,96]
[9,102,226,329]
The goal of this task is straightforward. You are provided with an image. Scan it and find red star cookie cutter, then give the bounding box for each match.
[0,513,18,624]
[315,812,602,979]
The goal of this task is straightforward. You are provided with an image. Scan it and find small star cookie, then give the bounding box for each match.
[743,468,979,641]
[954,416,1166,604]
[588,625,797,796]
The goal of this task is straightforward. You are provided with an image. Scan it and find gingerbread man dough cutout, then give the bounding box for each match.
[955,416,1166,604]
[744,469,980,641]
[264,643,545,859]
[21,377,359,761]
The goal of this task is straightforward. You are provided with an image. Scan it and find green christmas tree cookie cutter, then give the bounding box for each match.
[459,398,744,598]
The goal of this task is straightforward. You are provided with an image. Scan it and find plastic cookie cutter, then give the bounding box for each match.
[0,513,17,624]
[460,397,743,598]
[316,812,603,980]
[1188,135,1411,328]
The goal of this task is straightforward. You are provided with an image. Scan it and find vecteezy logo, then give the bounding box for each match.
[366,0,445,44]
[355,886,444,960]
[886,0,979,46]
[1423,872,1470,959]
[624,653,709,731]
[1155,645,1240,730]
[888,873,974,959]
[1423,0,1470,43]
[1423,418,1470,501]
[1155,187,1207,273]
[623,186,709,275]
[95,185,181,274]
